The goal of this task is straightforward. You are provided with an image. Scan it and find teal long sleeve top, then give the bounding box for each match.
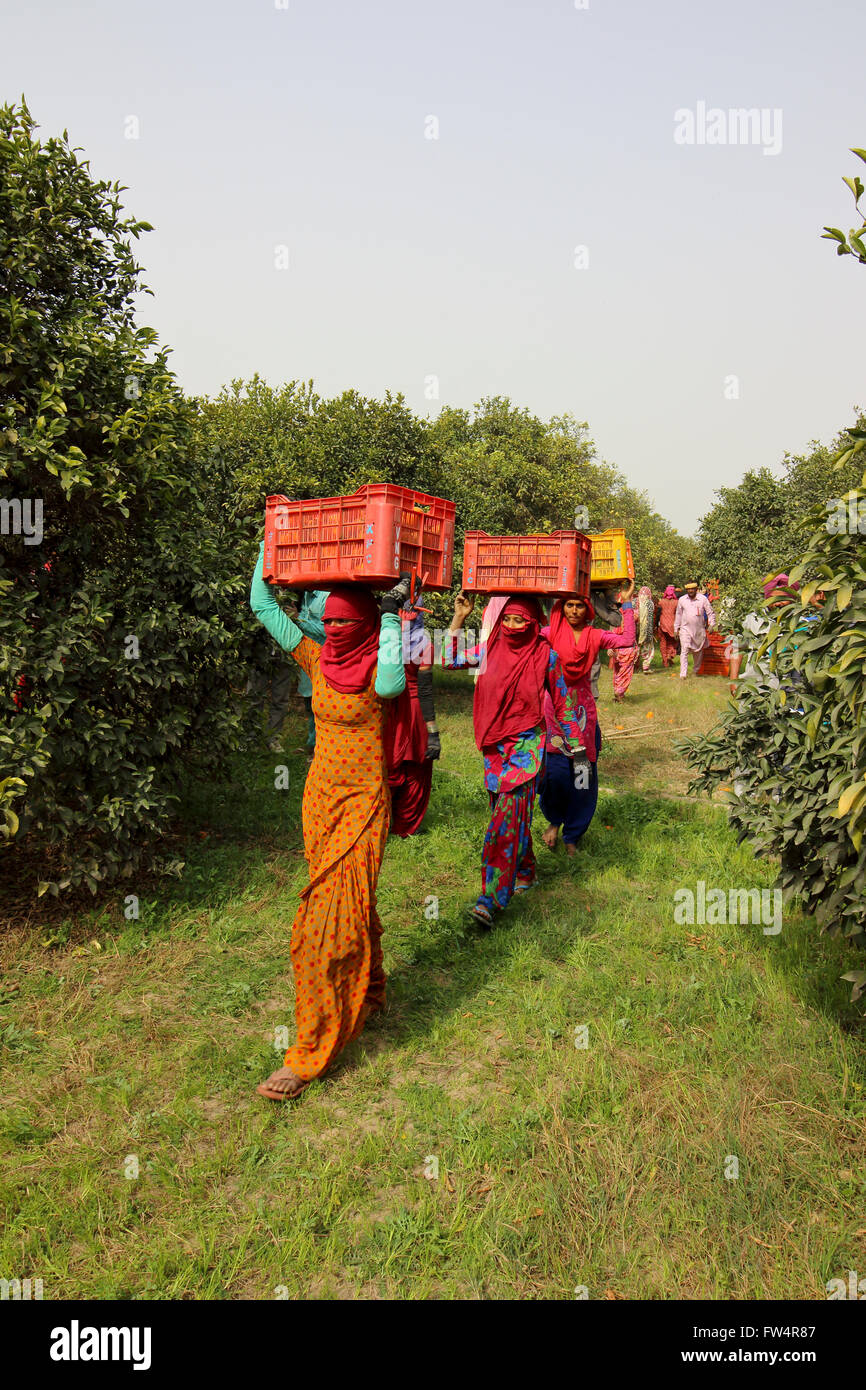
[293,590,328,699]
[296,590,327,645]
[249,544,406,699]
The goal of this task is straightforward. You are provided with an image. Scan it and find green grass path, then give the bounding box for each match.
[1,666,864,1299]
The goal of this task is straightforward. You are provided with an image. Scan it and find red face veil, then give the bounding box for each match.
[472,596,551,750]
[318,587,381,693]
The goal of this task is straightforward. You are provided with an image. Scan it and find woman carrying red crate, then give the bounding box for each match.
[249,543,408,1100]
[606,580,639,700]
[443,591,586,926]
[539,584,635,856]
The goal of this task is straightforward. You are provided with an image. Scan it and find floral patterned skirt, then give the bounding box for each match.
[477,778,537,913]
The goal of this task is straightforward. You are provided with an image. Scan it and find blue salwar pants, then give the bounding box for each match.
[539,723,602,845]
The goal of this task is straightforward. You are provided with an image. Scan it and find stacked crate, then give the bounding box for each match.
[699,631,732,677]
[263,485,456,590]
[589,529,634,585]
[461,530,592,597]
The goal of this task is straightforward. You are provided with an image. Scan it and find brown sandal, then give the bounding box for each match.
[256,1067,308,1102]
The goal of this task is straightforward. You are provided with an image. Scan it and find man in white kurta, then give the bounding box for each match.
[674,582,715,678]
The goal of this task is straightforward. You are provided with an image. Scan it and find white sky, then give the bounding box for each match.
[4,0,865,534]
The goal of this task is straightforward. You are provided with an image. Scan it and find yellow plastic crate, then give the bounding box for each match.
[589,529,634,584]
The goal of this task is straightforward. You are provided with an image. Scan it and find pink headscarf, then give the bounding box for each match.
[763,573,789,599]
[547,596,599,684]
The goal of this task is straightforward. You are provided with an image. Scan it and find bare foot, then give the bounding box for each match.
[542,824,558,851]
[565,842,577,859]
[256,1067,308,1102]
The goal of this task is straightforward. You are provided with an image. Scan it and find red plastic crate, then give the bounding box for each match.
[263,485,456,591]
[461,531,592,597]
[698,651,731,676]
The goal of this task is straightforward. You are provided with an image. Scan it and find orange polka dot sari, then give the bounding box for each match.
[285,637,390,1079]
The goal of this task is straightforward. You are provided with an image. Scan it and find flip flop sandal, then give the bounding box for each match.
[468,904,495,928]
[513,881,535,895]
[256,1072,308,1102]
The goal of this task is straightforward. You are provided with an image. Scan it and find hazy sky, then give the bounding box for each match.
[4,0,865,535]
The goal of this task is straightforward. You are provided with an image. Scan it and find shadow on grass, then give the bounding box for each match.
[350,782,863,1084]
[748,898,866,1040]
[331,789,697,1075]
[7,678,862,1072]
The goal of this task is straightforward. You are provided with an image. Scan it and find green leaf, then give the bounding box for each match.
[838,782,866,817]
[841,969,866,1002]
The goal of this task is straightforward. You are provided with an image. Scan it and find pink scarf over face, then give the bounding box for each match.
[472,597,549,750]
[318,587,380,693]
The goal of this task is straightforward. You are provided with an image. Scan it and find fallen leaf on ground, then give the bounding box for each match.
[747,1233,774,1249]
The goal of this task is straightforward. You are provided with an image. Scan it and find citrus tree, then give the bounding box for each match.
[682,152,866,1000]
[0,101,256,899]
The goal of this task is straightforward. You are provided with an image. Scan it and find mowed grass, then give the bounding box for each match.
[1,661,865,1300]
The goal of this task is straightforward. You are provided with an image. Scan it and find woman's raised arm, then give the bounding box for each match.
[249,541,305,655]
[373,611,407,698]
